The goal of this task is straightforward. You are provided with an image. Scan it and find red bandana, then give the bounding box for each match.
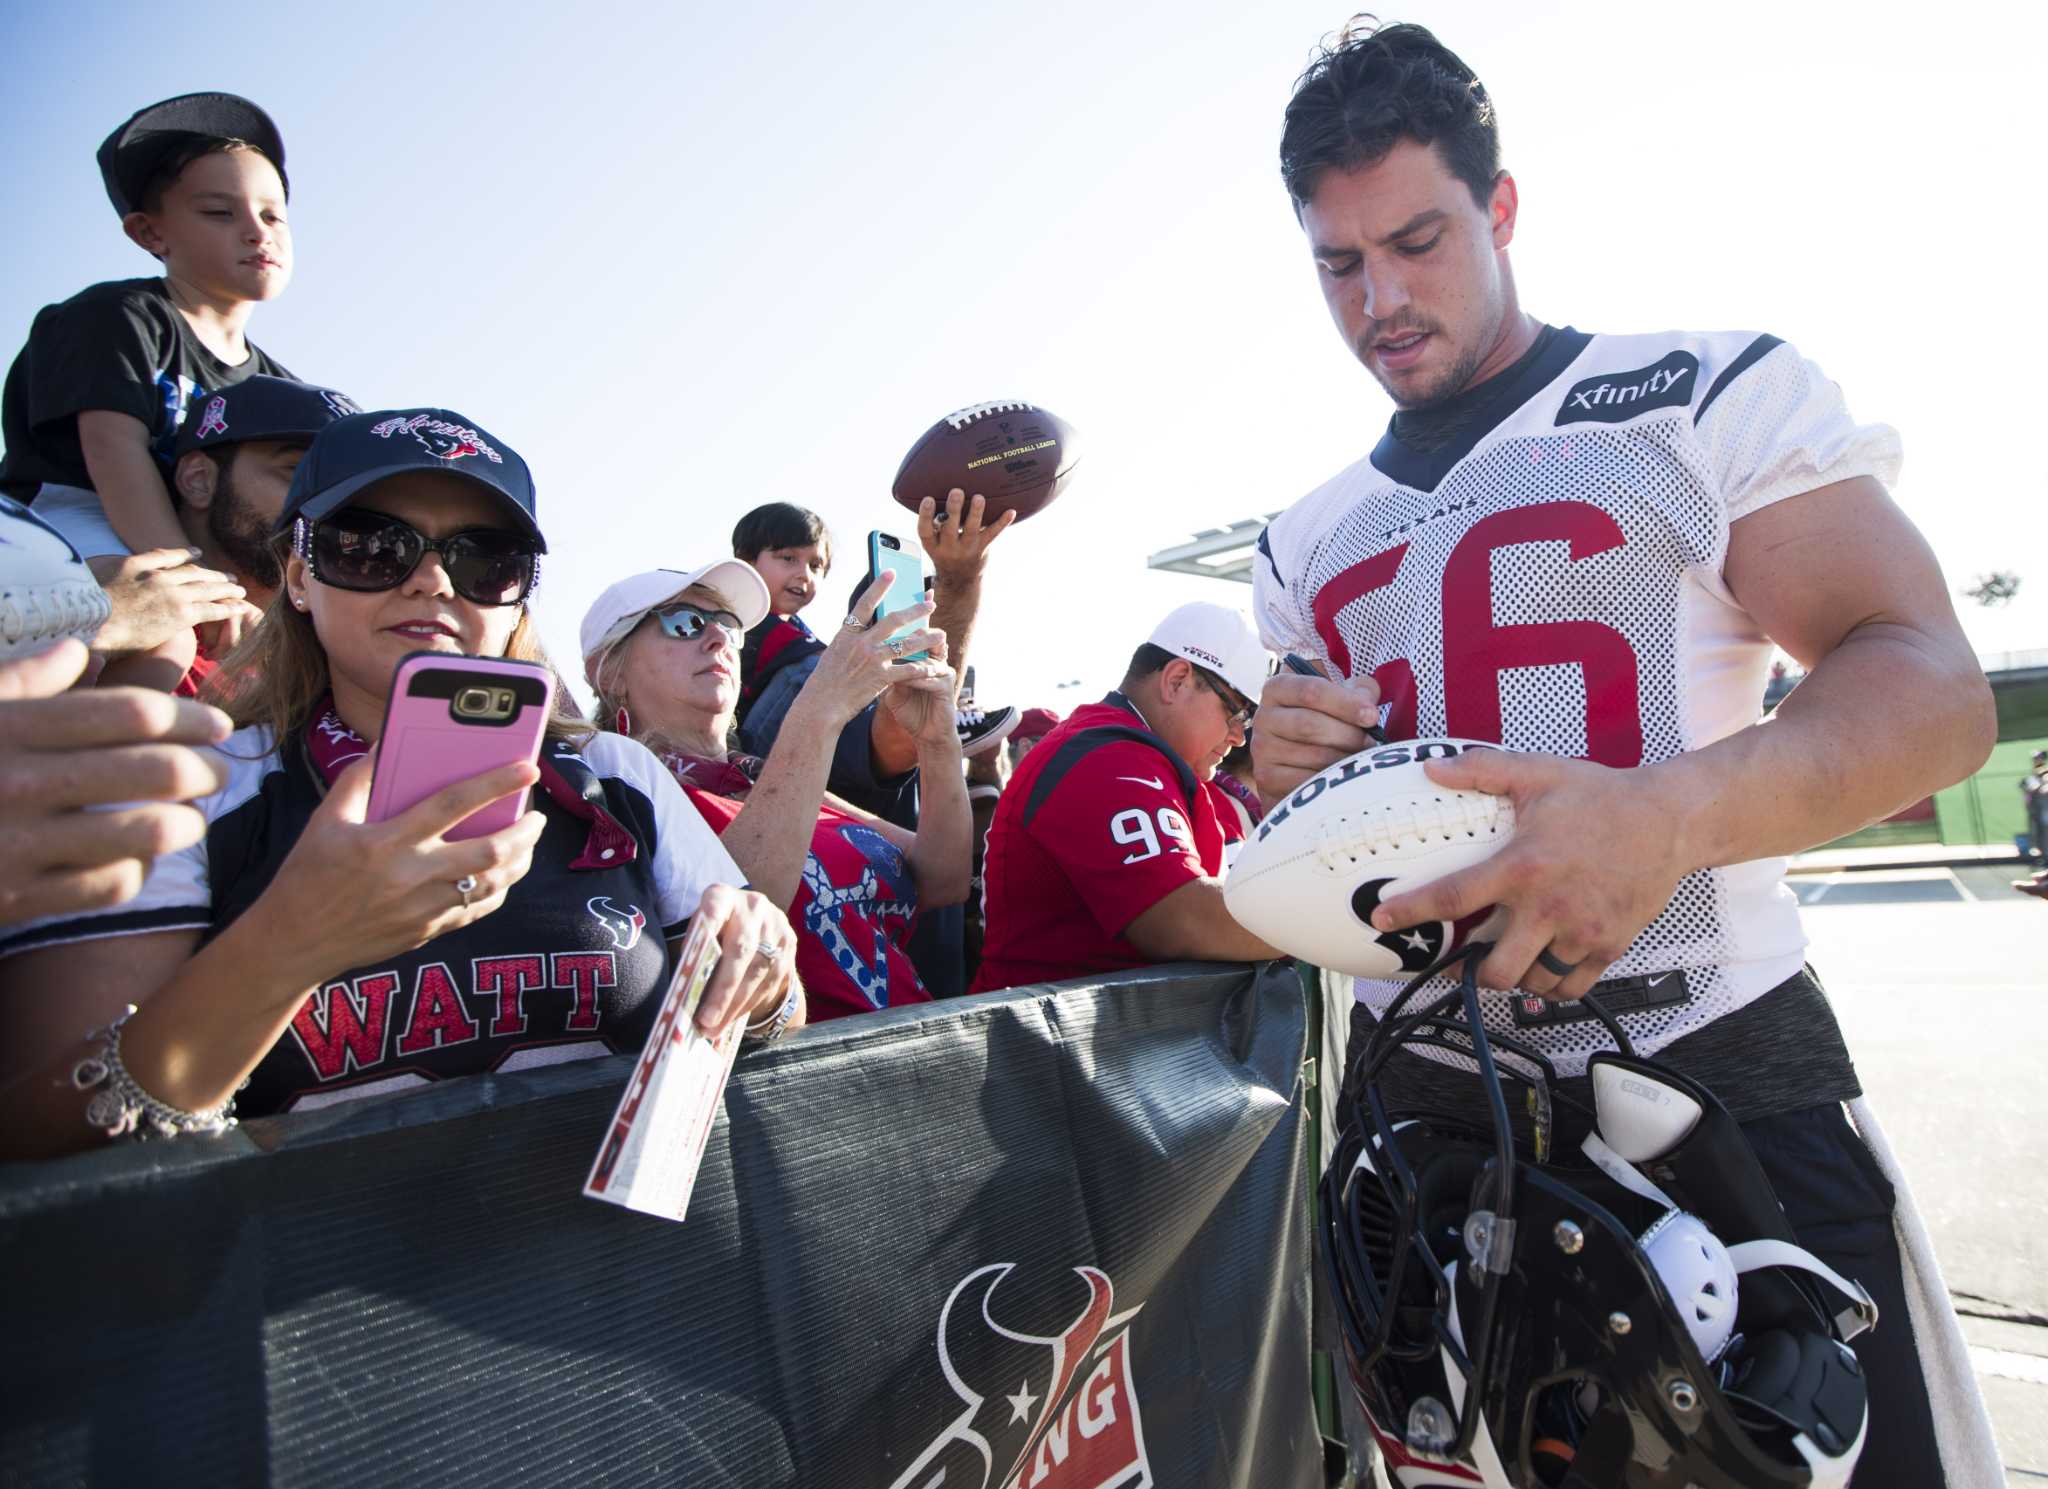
[304,698,638,870]
[656,749,762,799]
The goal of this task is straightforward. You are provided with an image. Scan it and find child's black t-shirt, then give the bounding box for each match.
[0,277,296,499]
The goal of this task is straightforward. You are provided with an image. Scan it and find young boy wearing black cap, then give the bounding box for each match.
[0,93,298,563]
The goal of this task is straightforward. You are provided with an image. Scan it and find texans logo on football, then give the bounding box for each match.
[587,896,646,951]
[1350,878,1446,972]
[887,1263,1151,1489]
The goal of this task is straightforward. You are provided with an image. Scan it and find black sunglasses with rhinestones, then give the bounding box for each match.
[298,509,540,607]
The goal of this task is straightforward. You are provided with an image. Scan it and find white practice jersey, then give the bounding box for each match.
[1254,327,1901,1073]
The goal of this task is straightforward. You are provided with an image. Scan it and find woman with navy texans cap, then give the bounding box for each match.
[0,407,803,1158]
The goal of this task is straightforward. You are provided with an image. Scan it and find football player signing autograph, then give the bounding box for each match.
[1253,23,1995,1483]
[0,408,801,1160]
[972,602,1283,993]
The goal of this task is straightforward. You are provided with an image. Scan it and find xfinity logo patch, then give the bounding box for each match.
[1553,351,1698,426]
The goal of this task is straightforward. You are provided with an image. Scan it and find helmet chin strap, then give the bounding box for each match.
[1580,1130,1877,1341]
[1725,1240,1879,1342]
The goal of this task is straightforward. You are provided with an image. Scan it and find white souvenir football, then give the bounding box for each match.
[1224,738,1515,978]
[0,496,111,658]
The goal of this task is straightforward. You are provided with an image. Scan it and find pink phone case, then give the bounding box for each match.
[364,654,555,840]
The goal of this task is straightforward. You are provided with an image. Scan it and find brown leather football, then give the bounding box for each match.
[891,401,1080,523]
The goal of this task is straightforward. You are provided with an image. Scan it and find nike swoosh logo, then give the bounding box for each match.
[1646,973,1674,989]
[1117,775,1166,790]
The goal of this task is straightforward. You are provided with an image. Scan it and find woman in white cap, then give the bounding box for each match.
[582,563,970,1021]
[0,409,801,1158]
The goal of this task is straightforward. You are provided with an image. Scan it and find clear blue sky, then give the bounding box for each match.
[4,0,2041,707]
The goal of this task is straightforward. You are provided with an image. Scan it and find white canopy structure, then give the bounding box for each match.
[1144,514,1278,585]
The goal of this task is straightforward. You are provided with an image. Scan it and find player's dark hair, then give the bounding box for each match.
[731,502,831,570]
[1279,17,1500,212]
[1122,643,1178,689]
[136,136,284,214]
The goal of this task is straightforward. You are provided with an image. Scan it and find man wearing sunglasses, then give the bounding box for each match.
[971,602,1286,995]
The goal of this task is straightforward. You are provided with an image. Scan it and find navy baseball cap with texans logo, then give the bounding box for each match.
[276,408,545,551]
[175,377,361,458]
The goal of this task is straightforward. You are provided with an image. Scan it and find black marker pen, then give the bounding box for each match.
[1282,653,1386,744]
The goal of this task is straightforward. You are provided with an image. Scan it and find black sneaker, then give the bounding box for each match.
[957,704,1019,757]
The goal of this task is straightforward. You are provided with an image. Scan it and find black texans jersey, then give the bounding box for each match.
[1255,327,1900,1072]
[1,729,740,1116]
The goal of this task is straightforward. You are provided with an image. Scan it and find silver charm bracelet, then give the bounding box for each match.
[71,1004,242,1139]
[743,979,802,1045]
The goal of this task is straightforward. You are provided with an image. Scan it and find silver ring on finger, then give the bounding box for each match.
[842,616,872,633]
[454,874,479,909]
[1535,946,1580,977]
[754,940,782,960]
[886,637,908,657]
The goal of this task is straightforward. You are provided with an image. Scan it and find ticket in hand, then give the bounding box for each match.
[583,918,745,1222]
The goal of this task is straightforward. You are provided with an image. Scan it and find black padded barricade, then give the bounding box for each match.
[0,960,1317,1489]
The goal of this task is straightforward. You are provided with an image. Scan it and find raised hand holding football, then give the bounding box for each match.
[892,401,1079,525]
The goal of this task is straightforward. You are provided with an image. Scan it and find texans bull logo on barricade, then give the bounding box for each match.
[887,1263,1151,1489]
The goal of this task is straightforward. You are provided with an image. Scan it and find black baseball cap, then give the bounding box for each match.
[276,409,545,551]
[175,377,361,458]
[99,92,288,217]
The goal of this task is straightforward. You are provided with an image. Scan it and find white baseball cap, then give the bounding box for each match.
[579,561,771,683]
[1147,602,1273,704]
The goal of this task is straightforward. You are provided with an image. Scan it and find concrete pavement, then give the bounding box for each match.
[1800,869,2048,1483]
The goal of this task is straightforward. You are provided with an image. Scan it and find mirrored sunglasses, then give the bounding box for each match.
[654,603,744,643]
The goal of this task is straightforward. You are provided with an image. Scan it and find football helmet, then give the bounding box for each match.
[1320,945,1877,1488]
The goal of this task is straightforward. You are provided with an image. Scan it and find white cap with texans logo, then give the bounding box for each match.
[1147,601,1273,704]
